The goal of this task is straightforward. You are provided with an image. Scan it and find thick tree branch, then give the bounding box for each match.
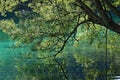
[103,0,120,18]
[94,0,111,26]
[76,0,120,34]
[76,0,104,25]
[105,22,120,34]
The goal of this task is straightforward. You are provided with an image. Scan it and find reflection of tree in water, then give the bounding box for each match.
[0,0,120,80]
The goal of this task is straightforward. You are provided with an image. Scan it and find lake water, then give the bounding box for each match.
[0,9,120,80]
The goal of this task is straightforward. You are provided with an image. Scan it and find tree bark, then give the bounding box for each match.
[103,0,120,18]
[105,22,120,34]
[76,0,120,34]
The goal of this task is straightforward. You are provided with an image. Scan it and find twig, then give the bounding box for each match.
[54,20,89,57]
[105,28,108,80]
[29,20,89,59]
[54,57,69,80]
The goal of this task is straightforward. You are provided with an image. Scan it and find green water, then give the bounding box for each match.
[0,12,120,80]
[0,31,31,80]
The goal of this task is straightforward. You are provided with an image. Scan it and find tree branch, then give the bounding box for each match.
[76,0,104,25]
[54,57,69,80]
[94,0,111,26]
[103,0,120,18]
[76,0,120,34]
[54,20,89,57]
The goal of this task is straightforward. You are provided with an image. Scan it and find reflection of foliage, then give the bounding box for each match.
[73,26,120,79]
[13,27,120,79]
[0,0,120,80]
[15,55,69,80]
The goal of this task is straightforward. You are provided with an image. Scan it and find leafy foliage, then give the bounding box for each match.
[0,0,120,80]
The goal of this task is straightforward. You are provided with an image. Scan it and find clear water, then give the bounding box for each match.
[0,32,31,80]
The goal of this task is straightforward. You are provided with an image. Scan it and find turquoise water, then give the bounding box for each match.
[0,31,31,80]
[0,10,120,80]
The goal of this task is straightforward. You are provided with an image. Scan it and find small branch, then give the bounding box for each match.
[28,20,89,60]
[73,14,81,42]
[54,20,89,57]
[105,28,108,80]
[54,57,69,80]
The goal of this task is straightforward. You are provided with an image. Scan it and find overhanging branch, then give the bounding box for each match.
[94,0,110,25]
[103,0,120,18]
[76,0,104,25]
[54,20,89,57]
[76,0,120,34]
